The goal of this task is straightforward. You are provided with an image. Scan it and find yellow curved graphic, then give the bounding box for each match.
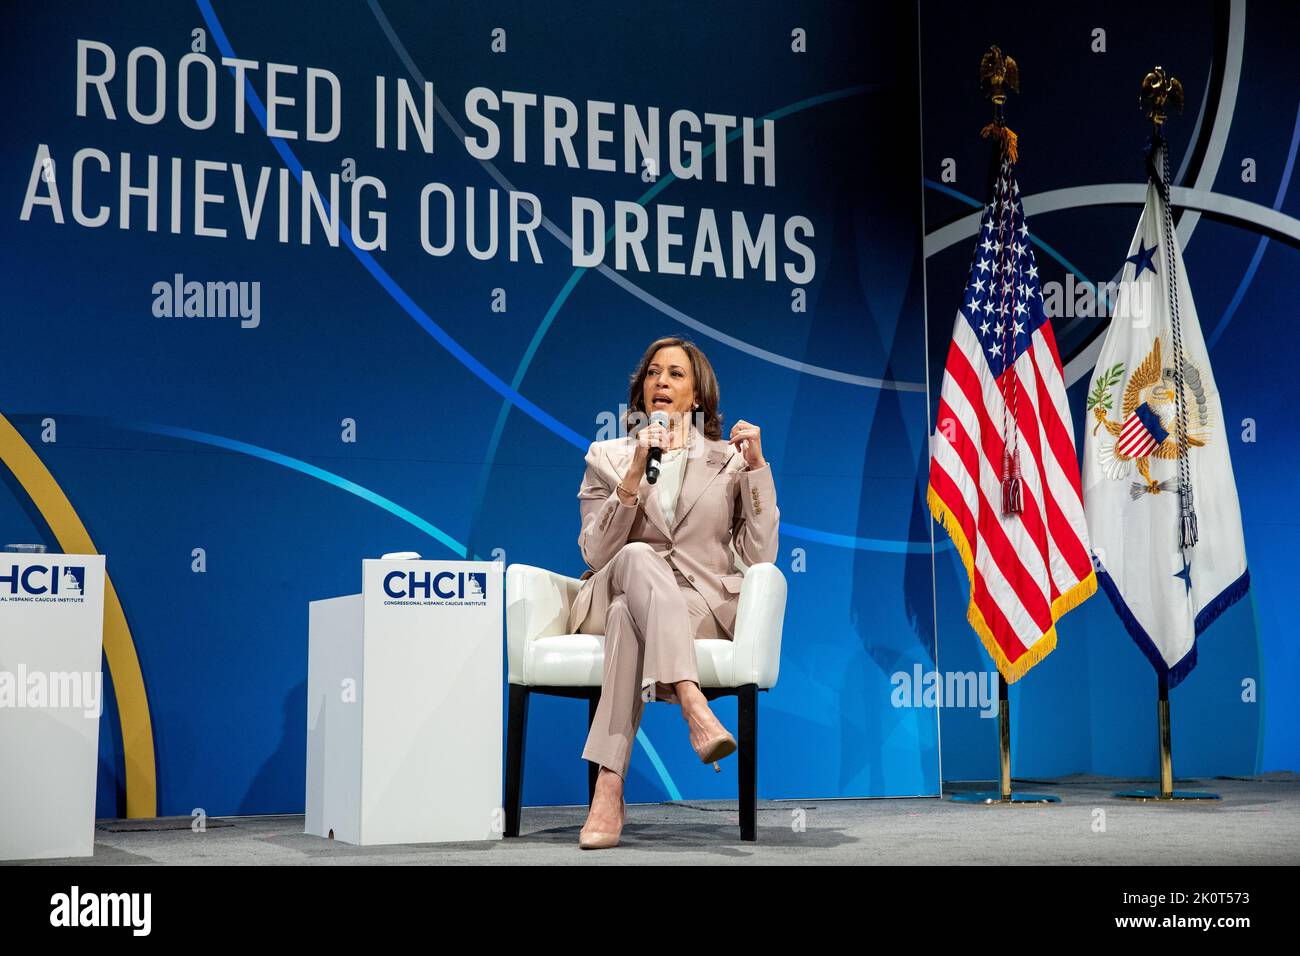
[0,413,156,817]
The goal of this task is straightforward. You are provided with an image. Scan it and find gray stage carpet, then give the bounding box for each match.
[17,775,1299,866]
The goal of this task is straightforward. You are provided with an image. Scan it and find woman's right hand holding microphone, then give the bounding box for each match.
[617,420,671,504]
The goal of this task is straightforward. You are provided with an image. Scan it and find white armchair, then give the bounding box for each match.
[503,561,787,841]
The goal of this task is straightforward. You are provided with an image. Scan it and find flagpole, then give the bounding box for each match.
[952,673,1058,804]
[945,47,1057,807]
[1114,672,1220,801]
[1108,66,1219,804]
[999,675,1011,800]
[1158,673,1174,797]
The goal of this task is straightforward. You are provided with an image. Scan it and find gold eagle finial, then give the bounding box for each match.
[979,46,1020,161]
[980,45,1020,107]
[1141,66,1184,126]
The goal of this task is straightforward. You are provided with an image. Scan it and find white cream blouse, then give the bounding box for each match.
[655,447,690,527]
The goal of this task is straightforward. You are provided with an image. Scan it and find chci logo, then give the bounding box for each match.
[383,570,488,604]
[0,564,87,600]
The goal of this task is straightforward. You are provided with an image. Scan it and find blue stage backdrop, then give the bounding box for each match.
[1,1,937,817]
[920,0,1298,779]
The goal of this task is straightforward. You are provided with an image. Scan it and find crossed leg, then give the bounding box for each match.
[577,544,738,844]
[580,543,701,778]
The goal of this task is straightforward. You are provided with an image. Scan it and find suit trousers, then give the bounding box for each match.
[578,542,731,779]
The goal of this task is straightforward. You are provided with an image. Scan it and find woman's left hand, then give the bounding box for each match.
[728,419,766,470]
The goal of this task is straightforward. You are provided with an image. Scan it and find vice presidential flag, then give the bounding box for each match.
[928,151,1097,682]
[1082,161,1249,687]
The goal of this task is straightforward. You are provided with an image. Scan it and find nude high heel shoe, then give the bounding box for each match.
[578,794,625,850]
[689,710,737,772]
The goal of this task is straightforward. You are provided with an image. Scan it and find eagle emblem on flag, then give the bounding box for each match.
[1083,139,1249,689]
[1087,337,1212,498]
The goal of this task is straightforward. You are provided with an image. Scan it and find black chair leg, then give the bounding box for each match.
[587,692,600,803]
[738,684,758,841]
[504,684,529,837]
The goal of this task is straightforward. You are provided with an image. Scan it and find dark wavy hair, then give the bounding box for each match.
[623,336,723,440]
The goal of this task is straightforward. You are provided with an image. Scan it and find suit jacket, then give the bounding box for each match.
[566,434,780,638]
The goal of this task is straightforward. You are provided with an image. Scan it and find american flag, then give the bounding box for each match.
[927,155,1096,682]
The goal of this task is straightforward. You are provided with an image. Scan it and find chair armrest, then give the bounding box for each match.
[505,564,583,684]
[730,562,787,689]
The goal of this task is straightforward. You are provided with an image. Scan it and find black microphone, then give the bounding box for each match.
[645,410,669,485]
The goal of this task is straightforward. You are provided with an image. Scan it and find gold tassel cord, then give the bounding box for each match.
[980,122,1019,165]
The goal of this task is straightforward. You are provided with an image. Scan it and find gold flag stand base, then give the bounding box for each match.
[950,791,1061,804]
[1112,790,1221,802]
[1112,672,1221,802]
[948,675,1061,805]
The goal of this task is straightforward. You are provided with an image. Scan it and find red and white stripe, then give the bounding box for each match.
[928,312,1094,675]
[1117,414,1161,459]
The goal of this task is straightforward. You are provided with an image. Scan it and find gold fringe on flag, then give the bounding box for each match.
[927,484,1096,683]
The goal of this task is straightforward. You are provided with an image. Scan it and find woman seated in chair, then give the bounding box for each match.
[568,335,780,848]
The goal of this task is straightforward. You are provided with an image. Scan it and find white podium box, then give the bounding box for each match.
[306,559,504,845]
[0,554,106,861]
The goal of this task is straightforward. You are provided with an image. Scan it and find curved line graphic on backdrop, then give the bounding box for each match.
[131,423,471,557]
[196,2,935,557]
[1048,183,1300,387]
[9,415,473,558]
[926,0,1246,377]
[0,413,157,817]
[921,0,1240,264]
[1207,98,1300,349]
[147,417,948,555]
[923,182,1300,389]
[783,524,951,554]
[1053,0,1243,368]
[365,1,922,392]
[923,184,1300,259]
[634,730,682,802]
[11,412,945,585]
[195,0,586,453]
[1177,0,1246,248]
[923,179,1104,289]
